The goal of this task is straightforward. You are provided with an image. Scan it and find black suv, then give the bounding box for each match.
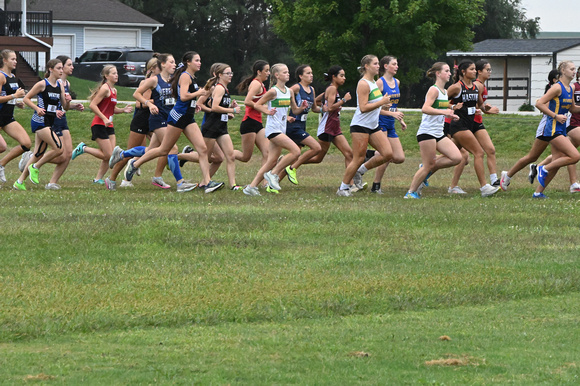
[74,47,154,86]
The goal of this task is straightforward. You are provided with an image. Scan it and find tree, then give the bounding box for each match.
[473,0,540,41]
[266,0,485,88]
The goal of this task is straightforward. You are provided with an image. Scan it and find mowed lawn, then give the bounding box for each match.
[1,105,579,384]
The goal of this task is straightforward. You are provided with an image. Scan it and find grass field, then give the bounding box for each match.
[1,107,579,384]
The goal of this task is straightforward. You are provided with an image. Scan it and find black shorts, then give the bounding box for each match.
[448,120,474,137]
[240,117,263,135]
[443,122,450,137]
[91,124,115,140]
[567,125,579,134]
[350,125,380,134]
[537,134,562,142]
[202,122,228,139]
[267,132,281,140]
[171,113,196,130]
[318,132,341,142]
[417,134,445,142]
[0,115,15,127]
[471,122,485,133]
[130,108,151,134]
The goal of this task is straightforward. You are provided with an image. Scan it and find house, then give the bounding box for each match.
[447,39,580,111]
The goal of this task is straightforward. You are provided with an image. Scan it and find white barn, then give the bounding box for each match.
[447,39,580,112]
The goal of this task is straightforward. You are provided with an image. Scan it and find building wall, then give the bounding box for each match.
[531,56,553,109]
[484,57,531,111]
[557,46,580,63]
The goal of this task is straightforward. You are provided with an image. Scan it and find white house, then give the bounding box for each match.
[447,39,580,111]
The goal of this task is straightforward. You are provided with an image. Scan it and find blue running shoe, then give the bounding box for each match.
[537,165,547,188]
[532,192,548,199]
[419,163,432,187]
[71,142,85,160]
[404,191,420,199]
[124,159,138,182]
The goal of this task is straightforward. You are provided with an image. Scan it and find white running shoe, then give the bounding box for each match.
[448,186,467,194]
[570,182,580,193]
[480,183,500,197]
[18,151,32,172]
[353,171,364,190]
[120,180,134,188]
[151,176,171,189]
[177,181,198,192]
[416,182,426,197]
[336,188,352,197]
[109,146,123,169]
[264,170,281,190]
[243,185,261,196]
[0,165,5,183]
[500,171,511,191]
[350,182,367,193]
[45,182,61,190]
[104,178,116,191]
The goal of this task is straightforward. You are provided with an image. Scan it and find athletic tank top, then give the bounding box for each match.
[265,85,291,135]
[243,79,267,122]
[450,80,478,127]
[202,83,231,130]
[289,83,314,125]
[152,74,175,117]
[350,78,383,129]
[32,79,62,126]
[0,71,21,118]
[91,84,117,127]
[417,86,449,137]
[53,80,70,128]
[474,79,487,124]
[570,82,580,128]
[317,89,342,137]
[378,77,400,129]
[544,81,573,135]
[171,73,199,118]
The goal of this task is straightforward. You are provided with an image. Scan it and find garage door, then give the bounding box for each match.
[53,35,74,58]
[84,28,139,50]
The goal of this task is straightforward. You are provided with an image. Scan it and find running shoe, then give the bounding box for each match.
[418,164,433,187]
[532,192,548,199]
[151,176,171,189]
[353,171,364,190]
[404,191,420,199]
[448,186,467,194]
[204,180,225,193]
[276,155,284,164]
[243,185,261,196]
[28,164,39,184]
[537,165,547,188]
[105,178,116,191]
[370,188,384,195]
[266,186,279,194]
[491,179,500,187]
[0,165,5,183]
[350,182,368,193]
[177,181,198,192]
[264,171,281,190]
[416,182,426,197]
[480,183,499,197]
[109,146,124,169]
[13,180,25,191]
[500,171,511,191]
[179,145,194,167]
[285,165,299,185]
[93,179,105,185]
[336,188,352,197]
[570,182,580,193]
[124,159,138,181]
[231,185,244,191]
[18,150,32,172]
[45,183,61,190]
[120,180,134,188]
[528,164,538,184]
[71,142,85,160]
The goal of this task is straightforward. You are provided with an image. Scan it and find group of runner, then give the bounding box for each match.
[1,48,579,198]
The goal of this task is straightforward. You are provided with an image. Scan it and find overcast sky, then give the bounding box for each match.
[520,0,580,32]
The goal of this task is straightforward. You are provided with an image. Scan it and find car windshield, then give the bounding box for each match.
[127,51,154,62]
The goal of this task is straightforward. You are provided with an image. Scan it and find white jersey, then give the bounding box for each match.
[265,85,291,137]
[417,86,449,137]
[350,78,383,129]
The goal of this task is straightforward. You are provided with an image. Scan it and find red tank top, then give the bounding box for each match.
[474,79,486,124]
[91,84,117,127]
[570,82,580,128]
[242,79,266,122]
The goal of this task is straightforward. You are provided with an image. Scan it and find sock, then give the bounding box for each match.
[490,173,497,183]
[358,164,368,175]
[340,182,350,190]
[365,149,375,159]
[122,146,146,158]
[372,182,380,191]
[32,163,38,169]
[168,154,183,182]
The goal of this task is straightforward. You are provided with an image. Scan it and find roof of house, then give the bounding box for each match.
[448,39,580,56]
[6,0,162,26]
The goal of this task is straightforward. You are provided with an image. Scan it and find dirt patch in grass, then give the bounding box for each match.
[24,373,56,381]
[425,354,482,366]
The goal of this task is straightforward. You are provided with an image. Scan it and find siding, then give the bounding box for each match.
[531,56,553,110]
[485,57,531,111]
[557,46,580,63]
[53,24,84,59]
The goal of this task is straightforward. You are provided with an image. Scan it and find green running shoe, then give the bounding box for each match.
[266,186,279,194]
[71,142,85,160]
[285,165,298,185]
[28,164,40,184]
[13,180,26,191]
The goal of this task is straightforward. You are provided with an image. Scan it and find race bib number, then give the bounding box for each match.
[190,100,197,108]
[7,98,16,105]
[165,98,176,106]
[47,105,57,113]
[9,83,18,90]
[109,116,113,122]
[221,114,229,122]
[467,107,476,115]
[389,107,397,112]
[300,115,307,122]
[111,98,117,103]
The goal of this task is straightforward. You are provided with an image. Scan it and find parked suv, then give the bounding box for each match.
[74,47,154,86]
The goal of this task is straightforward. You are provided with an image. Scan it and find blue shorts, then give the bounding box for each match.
[149,113,168,131]
[52,117,69,137]
[380,124,398,138]
[286,124,311,146]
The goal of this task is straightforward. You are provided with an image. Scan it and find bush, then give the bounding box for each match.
[518,102,535,111]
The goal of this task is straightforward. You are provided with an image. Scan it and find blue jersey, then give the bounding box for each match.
[542,81,573,136]
[31,79,62,127]
[169,73,199,123]
[152,74,175,118]
[378,77,400,130]
[0,70,21,118]
[288,83,314,129]
[53,80,70,129]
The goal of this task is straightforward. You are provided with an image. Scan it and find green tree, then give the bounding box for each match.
[473,0,540,41]
[267,0,485,87]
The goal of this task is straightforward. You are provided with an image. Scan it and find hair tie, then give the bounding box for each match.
[323,73,328,77]
[176,63,184,70]
[357,66,362,71]
[453,65,459,69]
